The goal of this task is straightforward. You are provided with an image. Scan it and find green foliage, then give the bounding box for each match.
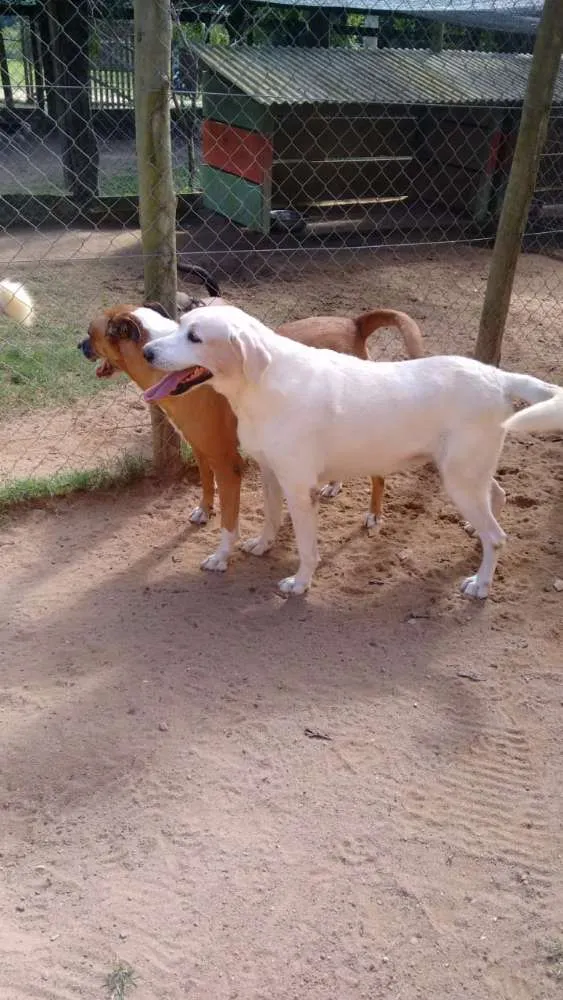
[0,318,121,411]
[0,454,149,512]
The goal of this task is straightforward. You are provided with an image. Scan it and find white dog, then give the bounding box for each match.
[142,305,563,599]
[0,280,34,327]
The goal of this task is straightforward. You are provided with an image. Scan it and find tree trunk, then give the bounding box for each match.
[47,0,99,205]
[475,0,563,366]
[134,0,183,476]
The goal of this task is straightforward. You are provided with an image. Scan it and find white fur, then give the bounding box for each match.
[145,305,563,599]
[320,481,342,500]
[201,528,238,572]
[132,307,178,338]
[0,280,34,327]
[189,505,209,525]
[503,393,563,435]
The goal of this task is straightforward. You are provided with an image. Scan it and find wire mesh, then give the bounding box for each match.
[0,0,560,487]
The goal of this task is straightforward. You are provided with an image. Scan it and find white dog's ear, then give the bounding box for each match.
[229,328,271,383]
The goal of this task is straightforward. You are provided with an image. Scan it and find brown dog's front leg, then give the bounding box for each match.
[190,447,215,525]
[200,457,242,572]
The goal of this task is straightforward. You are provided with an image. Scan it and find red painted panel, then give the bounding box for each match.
[485,129,503,176]
[203,119,273,185]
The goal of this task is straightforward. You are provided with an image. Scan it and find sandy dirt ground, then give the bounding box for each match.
[1,239,562,1000]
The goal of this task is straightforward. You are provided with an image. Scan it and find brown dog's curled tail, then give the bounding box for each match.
[176,262,221,298]
[356,309,423,360]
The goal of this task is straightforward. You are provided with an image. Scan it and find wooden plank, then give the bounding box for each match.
[202,71,274,135]
[202,119,273,185]
[202,164,270,233]
[274,109,417,161]
[272,158,411,207]
[534,197,563,216]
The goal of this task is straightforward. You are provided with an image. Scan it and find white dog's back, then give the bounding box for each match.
[247,351,515,479]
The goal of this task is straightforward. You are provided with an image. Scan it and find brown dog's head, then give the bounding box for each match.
[78,302,173,382]
[78,299,226,395]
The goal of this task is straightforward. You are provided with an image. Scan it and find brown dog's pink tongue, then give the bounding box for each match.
[144,371,188,402]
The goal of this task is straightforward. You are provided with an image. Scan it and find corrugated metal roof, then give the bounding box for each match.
[414,9,540,33]
[241,0,542,9]
[195,44,563,107]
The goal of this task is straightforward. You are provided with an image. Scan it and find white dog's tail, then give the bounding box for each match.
[500,371,563,434]
[0,279,35,327]
[504,391,563,435]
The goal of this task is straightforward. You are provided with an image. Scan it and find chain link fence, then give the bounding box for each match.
[0,0,561,489]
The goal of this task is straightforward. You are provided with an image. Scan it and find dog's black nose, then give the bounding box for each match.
[143,345,155,364]
[78,338,93,360]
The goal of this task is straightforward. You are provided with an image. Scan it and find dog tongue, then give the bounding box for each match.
[144,371,189,402]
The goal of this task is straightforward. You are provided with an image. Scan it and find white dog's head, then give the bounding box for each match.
[143,305,273,403]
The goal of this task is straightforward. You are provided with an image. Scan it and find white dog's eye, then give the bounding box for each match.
[187,330,202,344]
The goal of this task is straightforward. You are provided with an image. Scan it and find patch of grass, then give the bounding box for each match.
[100,165,199,197]
[0,453,149,512]
[0,319,125,411]
[104,961,137,1000]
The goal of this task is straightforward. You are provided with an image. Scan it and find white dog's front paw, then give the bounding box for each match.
[320,481,342,500]
[278,575,309,596]
[240,535,274,557]
[190,505,210,525]
[201,552,228,572]
[462,520,476,537]
[460,574,490,599]
[364,513,383,534]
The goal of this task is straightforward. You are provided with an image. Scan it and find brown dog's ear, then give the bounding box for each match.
[143,301,172,319]
[107,314,142,342]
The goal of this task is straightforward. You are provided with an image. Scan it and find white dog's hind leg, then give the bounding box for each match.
[440,441,506,598]
[241,464,284,556]
[462,477,506,537]
[278,487,320,596]
[320,481,342,500]
[459,512,506,599]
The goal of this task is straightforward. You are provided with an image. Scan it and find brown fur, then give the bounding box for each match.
[81,303,423,541]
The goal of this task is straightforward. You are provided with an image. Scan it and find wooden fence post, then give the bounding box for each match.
[0,27,14,108]
[47,0,99,204]
[134,0,183,476]
[475,0,563,366]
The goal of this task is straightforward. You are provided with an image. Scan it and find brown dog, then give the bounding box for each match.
[79,297,422,570]
[174,279,422,513]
